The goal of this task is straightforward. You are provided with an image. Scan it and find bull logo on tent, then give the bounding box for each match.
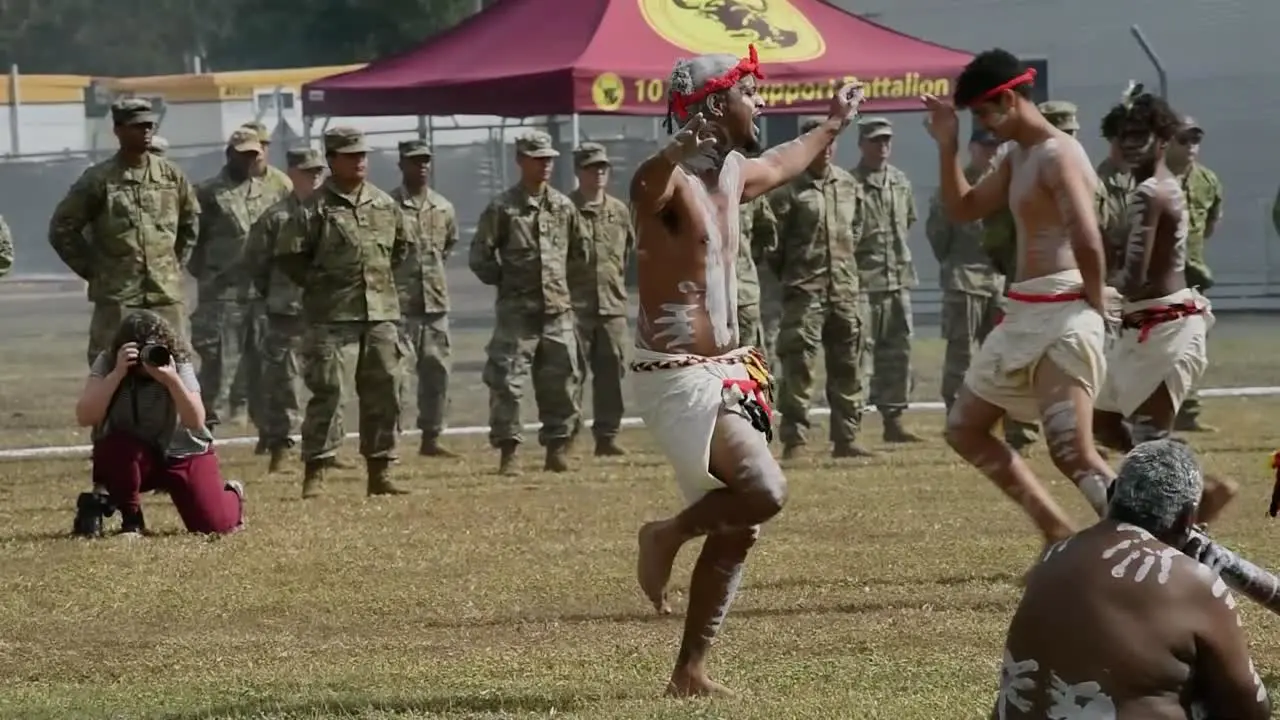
[639,0,825,63]
[672,0,797,50]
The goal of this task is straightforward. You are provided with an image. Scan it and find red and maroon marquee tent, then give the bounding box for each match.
[302,0,973,117]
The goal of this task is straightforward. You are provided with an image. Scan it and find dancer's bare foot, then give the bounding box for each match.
[666,666,735,698]
[637,521,680,614]
[1196,474,1239,526]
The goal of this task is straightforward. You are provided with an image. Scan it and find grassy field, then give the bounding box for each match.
[2,289,1280,719]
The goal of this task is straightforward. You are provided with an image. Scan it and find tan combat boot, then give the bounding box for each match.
[497,441,520,476]
[883,415,924,443]
[832,441,876,458]
[366,458,410,496]
[301,461,327,499]
[419,436,458,458]
[544,439,571,473]
[594,437,626,457]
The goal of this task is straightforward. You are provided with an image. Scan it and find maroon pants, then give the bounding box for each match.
[92,432,242,534]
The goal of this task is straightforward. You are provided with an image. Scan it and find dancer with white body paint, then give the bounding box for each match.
[995,439,1269,720]
[1090,87,1238,525]
[628,43,864,697]
[922,49,1116,546]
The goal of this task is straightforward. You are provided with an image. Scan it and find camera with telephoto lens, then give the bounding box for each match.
[139,343,171,366]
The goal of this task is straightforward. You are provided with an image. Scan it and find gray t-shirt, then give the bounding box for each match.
[89,353,213,458]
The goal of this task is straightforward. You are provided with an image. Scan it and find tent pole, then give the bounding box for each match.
[571,113,580,146]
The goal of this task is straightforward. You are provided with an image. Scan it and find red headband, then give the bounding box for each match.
[967,68,1037,106]
[669,44,766,123]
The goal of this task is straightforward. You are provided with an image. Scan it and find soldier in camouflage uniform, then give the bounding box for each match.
[274,127,412,498]
[189,128,288,428]
[470,131,586,476]
[148,136,169,156]
[1095,104,1132,277]
[48,98,199,366]
[851,117,923,442]
[0,214,11,278]
[926,128,1004,414]
[757,248,783,367]
[242,147,327,472]
[770,118,872,458]
[736,194,778,351]
[1169,115,1223,433]
[391,139,460,458]
[230,121,294,421]
[239,121,294,196]
[567,142,633,456]
[1037,101,1080,137]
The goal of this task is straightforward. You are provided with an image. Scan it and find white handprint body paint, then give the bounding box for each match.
[1047,672,1117,719]
[650,280,701,350]
[1101,523,1178,585]
[997,649,1039,720]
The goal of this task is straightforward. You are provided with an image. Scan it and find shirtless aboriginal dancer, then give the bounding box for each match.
[628,44,864,697]
[922,49,1115,547]
[1092,88,1238,524]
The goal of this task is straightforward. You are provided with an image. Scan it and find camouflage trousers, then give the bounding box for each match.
[737,302,763,349]
[87,302,190,366]
[230,301,268,430]
[397,312,452,440]
[300,320,402,462]
[572,314,628,440]
[940,291,1002,406]
[776,294,865,447]
[759,296,782,367]
[940,291,1039,447]
[481,311,580,448]
[861,289,914,418]
[259,313,306,449]
[190,298,245,425]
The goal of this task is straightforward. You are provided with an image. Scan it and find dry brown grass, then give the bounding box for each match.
[1,293,1279,719]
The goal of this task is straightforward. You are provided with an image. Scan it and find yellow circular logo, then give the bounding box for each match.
[591,72,625,112]
[639,0,825,63]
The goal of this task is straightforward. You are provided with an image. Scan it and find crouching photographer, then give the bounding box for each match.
[73,310,244,536]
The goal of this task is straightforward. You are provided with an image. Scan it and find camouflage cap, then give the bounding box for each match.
[240,121,270,143]
[398,139,433,158]
[286,147,325,170]
[1179,115,1204,135]
[148,135,169,154]
[323,126,369,154]
[573,141,609,168]
[515,130,559,158]
[858,117,893,139]
[111,97,158,126]
[227,128,263,153]
[1039,100,1080,131]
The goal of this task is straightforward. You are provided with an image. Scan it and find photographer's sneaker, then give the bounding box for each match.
[118,508,146,538]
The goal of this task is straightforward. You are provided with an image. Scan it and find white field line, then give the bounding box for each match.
[2,385,1277,460]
